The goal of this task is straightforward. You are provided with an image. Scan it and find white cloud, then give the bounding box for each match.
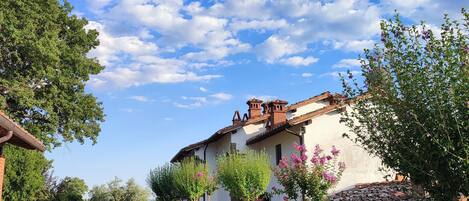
[164,117,173,121]
[86,21,222,89]
[210,93,233,101]
[256,36,304,63]
[82,0,466,89]
[332,40,375,52]
[199,87,208,92]
[174,92,232,109]
[129,95,154,102]
[301,73,313,78]
[333,59,362,68]
[280,56,319,67]
[230,19,288,33]
[85,21,158,66]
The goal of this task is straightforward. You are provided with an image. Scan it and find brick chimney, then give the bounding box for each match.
[246,98,263,119]
[268,100,288,127]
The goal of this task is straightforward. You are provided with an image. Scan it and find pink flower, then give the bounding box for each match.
[311,156,319,164]
[319,156,327,165]
[331,145,340,156]
[291,153,302,164]
[314,144,323,156]
[283,196,289,201]
[293,142,306,152]
[326,155,332,161]
[196,171,204,178]
[300,153,308,161]
[322,171,338,183]
[279,157,289,169]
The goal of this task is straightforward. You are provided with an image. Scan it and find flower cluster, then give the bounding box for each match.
[273,143,346,201]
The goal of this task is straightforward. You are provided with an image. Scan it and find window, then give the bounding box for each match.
[230,143,237,153]
[275,144,282,165]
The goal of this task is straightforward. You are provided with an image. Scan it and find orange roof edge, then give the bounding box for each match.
[0,111,45,152]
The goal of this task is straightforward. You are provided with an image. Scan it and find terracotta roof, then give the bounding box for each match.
[287,91,331,111]
[171,91,343,162]
[171,116,268,162]
[0,111,45,152]
[246,104,343,145]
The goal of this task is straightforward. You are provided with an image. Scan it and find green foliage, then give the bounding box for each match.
[0,0,104,198]
[147,164,180,201]
[341,10,469,200]
[89,177,150,201]
[172,158,217,201]
[54,177,88,201]
[216,150,271,201]
[3,146,51,201]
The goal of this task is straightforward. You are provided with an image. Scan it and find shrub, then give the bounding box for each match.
[147,164,180,201]
[273,143,345,201]
[172,158,217,201]
[217,150,271,201]
[341,9,469,200]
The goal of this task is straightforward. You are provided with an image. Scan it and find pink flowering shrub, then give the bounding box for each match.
[273,144,345,201]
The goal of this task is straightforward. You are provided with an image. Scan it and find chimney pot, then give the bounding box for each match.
[268,100,288,128]
[246,98,263,119]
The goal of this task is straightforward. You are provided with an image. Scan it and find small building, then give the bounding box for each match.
[172,91,387,201]
[0,111,45,201]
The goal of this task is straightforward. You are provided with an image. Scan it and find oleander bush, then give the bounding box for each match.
[273,143,345,201]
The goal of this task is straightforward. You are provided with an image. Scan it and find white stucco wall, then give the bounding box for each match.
[249,129,302,201]
[287,100,329,119]
[302,108,387,191]
[231,122,266,152]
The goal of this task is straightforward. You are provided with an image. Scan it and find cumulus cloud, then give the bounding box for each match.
[332,40,375,52]
[280,56,319,67]
[199,87,208,92]
[174,92,233,109]
[129,95,154,102]
[256,36,304,63]
[301,73,313,78]
[230,19,288,33]
[82,0,465,89]
[85,21,222,89]
[333,59,362,68]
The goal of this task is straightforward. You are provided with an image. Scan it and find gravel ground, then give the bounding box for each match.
[329,181,430,201]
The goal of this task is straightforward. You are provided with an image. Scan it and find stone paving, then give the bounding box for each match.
[329,181,430,201]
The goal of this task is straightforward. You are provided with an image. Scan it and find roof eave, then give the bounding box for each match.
[0,112,45,152]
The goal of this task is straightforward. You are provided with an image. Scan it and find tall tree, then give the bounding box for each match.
[0,0,105,199]
[89,177,150,201]
[54,177,88,201]
[341,10,468,200]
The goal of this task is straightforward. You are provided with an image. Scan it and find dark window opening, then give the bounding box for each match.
[230,143,237,153]
[275,144,282,165]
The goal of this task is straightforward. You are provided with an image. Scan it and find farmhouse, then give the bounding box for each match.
[172,91,387,201]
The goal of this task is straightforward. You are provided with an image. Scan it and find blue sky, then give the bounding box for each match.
[46,0,466,188]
